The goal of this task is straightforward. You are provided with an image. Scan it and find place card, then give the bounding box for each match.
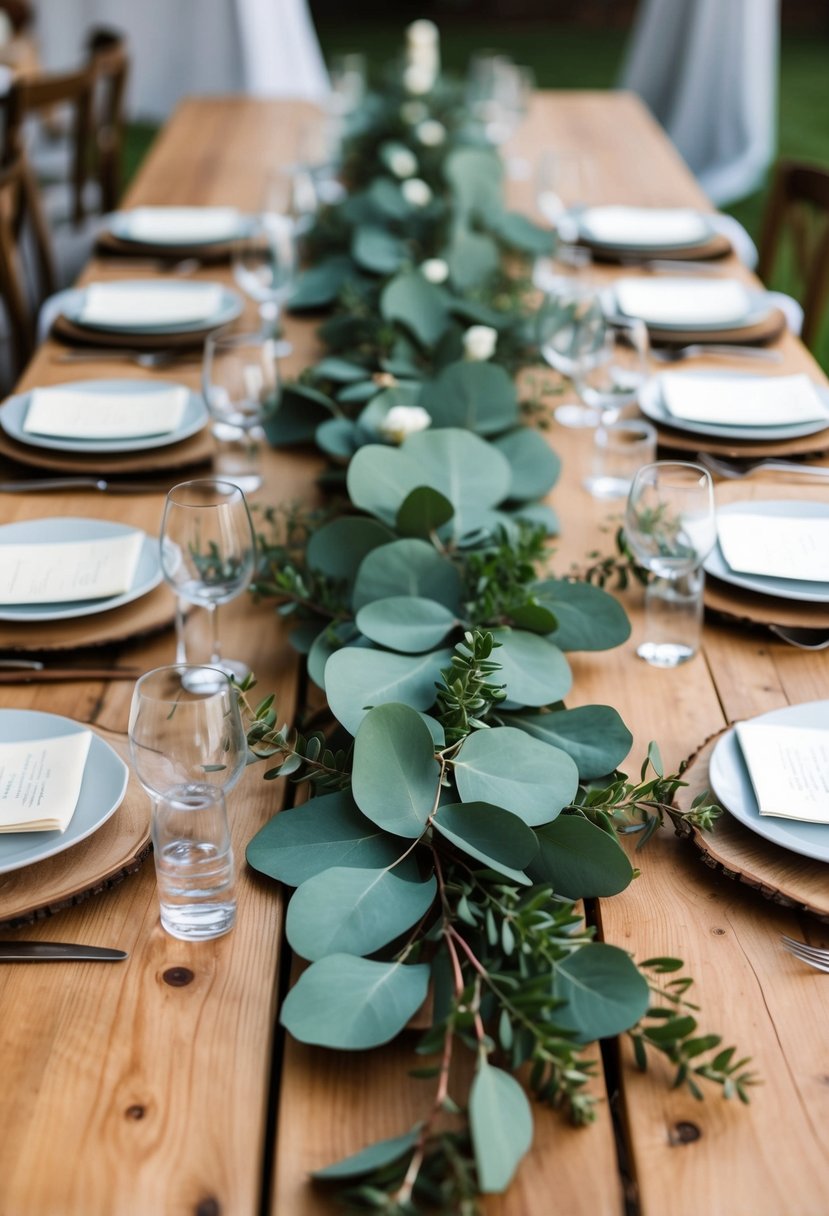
[736,721,829,824]
[661,373,829,427]
[717,512,829,582]
[79,282,223,328]
[581,206,710,247]
[615,277,752,326]
[122,206,241,244]
[0,730,92,832]
[23,386,190,440]
[0,531,144,604]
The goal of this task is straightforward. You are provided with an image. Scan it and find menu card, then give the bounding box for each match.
[662,373,829,428]
[717,512,829,582]
[581,206,709,247]
[122,206,241,244]
[736,721,829,823]
[615,278,752,326]
[79,283,223,328]
[0,730,92,832]
[24,386,190,440]
[0,531,144,604]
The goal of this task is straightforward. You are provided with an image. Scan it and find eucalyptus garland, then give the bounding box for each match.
[244,25,755,1213]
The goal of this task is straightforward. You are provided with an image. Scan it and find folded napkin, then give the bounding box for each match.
[0,531,144,604]
[736,721,829,824]
[661,373,829,428]
[717,512,829,582]
[581,206,710,248]
[615,278,752,326]
[79,282,223,328]
[120,207,241,245]
[0,730,91,833]
[24,385,190,440]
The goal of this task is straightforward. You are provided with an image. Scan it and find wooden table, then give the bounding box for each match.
[0,93,827,1216]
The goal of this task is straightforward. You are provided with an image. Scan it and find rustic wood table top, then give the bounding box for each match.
[0,92,826,1216]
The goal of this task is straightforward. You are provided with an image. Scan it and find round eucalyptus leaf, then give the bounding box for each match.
[280,955,431,1049]
[508,502,560,535]
[286,863,437,960]
[419,362,519,436]
[347,442,423,525]
[313,1130,419,1180]
[494,428,561,501]
[535,579,632,652]
[366,176,412,221]
[529,815,634,899]
[452,726,578,826]
[551,943,650,1043]
[352,538,462,613]
[325,644,453,736]
[444,146,503,219]
[490,628,573,706]
[381,270,450,348]
[316,416,362,460]
[504,705,632,779]
[245,788,405,887]
[352,224,409,275]
[352,703,439,836]
[507,600,559,634]
[396,486,455,538]
[264,383,334,448]
[312,356,368,383]
[492,210,555,255]
[356,596,458,654]
[432,802,537,884]
[445,228,499,291]
[469,1059,533,1193]
[307,516,394,585]
[307,622,365,690]
[288,254,354,311]
[337,380,380,405]
[404,428,512,536]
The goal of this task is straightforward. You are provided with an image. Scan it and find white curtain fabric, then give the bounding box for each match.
[620,0,780,205]
[32,0,330,121]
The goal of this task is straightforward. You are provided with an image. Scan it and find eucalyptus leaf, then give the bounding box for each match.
[366,176,413,220]
[264,383,335,447]
[352,224,409,275]
[396,486,455,538]
[307,516,395,587]
[536,579,632,652]
[307,622,363,691]
[494,428,561,501]
[325,644,453,736]
[352,703,439,836]
[509,502,560,535]
[337,380,380,405]
[312,357,368,383]
[347,442,423,526]
[352,538,463,613]
[245,789,405,887]
[356,596,457,654]
[505,705,632,779]
[469,1059,533,1193]
[507,601,559,634]
[316,416,362,460]
[551,943,650,1042]
[313,1130,419,1180]
[432,802,537,884]
[529,815,634,898]
[444,146,503,220]
[418,361,519,436]
[289,254,355,310]
[404,428,513,536]
[492,210,556,255]
[452,727,578,826]
[280,955,430,1049]
[445,228,499,291]
[490,628,573,706]
[287,863,437,960]
[357,383,421,439]
[381,270,450,348]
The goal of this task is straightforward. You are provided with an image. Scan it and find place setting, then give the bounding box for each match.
[566,203,734,264]
[96,205,258,262]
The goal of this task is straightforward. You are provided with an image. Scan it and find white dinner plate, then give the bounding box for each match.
[0,517,161,622]
[639,373,829,442]
[60,280,243,335]
[704,500,829,604]
[0,380,208,454]
[709,700,829,864]
[602,284,772,334]
[574,205,715,251]
[107,207,256,247]
[0,709,129,875]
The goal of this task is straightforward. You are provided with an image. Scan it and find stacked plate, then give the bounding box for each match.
[53,279,243,350]
[604,276,784,346]
[99,206,256,260]
[568,205,731,261]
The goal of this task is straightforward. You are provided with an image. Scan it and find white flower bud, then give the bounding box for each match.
[407,19,439,46]
[400,100,428,125]
[403,62,436,95]
[416,119,446,147]
[381,142,418,179]
[421,257,449,284]
[401,177,433,208]
[463,324,498,361]
[379,404,432,444]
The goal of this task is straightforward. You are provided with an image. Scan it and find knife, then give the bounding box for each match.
[0,942,128,961]
[0,667,142,684]
[0,478,169,494]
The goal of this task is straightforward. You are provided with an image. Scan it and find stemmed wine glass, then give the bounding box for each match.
[573,317,650,425]
[160,479,256,688]
[624,462,717,668]
[537,281,607,427]
[233,207,298,350]
[202,330,282,493]
[536,149,596,242]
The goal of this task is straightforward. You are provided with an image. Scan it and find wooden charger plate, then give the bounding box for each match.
[703,479,829,629]
[52,314,219,351]
[654,420,829,460]
[672,730,828,921]
[587,230,732,264]
[0,729,151,928]
[95,231,233,262]
[648,306,786,348]
[0,420,215,475]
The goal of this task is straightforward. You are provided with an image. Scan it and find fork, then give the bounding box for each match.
[696,452,829,481]
[54,350,201,369]
[652,344,783,363]
[781,935,829,972]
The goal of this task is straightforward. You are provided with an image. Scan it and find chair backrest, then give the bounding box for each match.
[0,145,55,372]
[758,159,829,350]
[86,27,129,214]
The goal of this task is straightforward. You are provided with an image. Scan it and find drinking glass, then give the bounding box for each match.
[624,462,717,667]
[233,213,298,345]
[537,281,607,427]
[202,330,282,493]
[587,418,657,501]
[467,55,533,150]
[152,786,236,941]
[573,318,651,425]
[536,149,596,242]
[160,479,256,685]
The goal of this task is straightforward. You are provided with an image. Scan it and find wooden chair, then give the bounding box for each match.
[86,27,129,215]
[758,159,829,350]
[0,146,56,377]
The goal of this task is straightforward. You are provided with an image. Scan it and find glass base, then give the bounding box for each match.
[583,474,632,500]
[554,403,600,429]
[181,660,250,693]
[637,640,696,668]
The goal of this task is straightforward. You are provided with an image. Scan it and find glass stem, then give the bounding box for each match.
[258,301,280,338]
[174,597,188,665]
[208,603,223,666]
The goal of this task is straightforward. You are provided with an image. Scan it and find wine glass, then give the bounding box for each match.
[233,212,298,347]
[128,664,248,801]
[160,479,256,687]
[202,330,282,493]
[537,281,608,427]
[573,317,650,426]
[536,149,596,243]
[624,462,717,668]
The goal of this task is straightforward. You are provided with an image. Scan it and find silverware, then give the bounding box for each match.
[696,452,829,481]
[618,258,723,275]
[54,350,201,369]
[0,477,170,494]
[0,666,142,684]
[781,935,829,973]
[768,625,829,651]
[0,942,128,962]
[652,344,783,363]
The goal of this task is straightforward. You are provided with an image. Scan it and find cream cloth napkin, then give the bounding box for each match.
[121,207,241,244]
[615,277,752,326]
[79,283,223,328]
[717,513,829,582]
[0,532,144,604]
[661,373,829,427]
[736,722,829,823]
[24,386,190,440]
[0,731,92,833]
[581,206,710,247]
